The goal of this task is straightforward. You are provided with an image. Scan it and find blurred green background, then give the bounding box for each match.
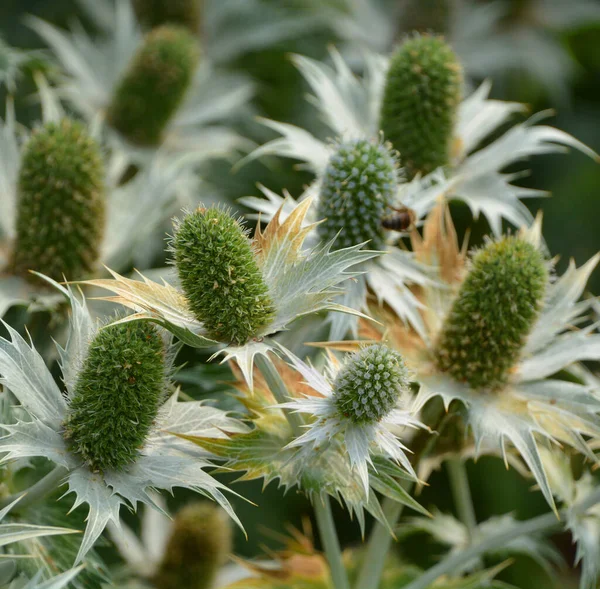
[1,1,598,587]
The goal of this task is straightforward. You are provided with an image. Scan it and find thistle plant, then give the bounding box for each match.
[380,34,463,178]
[107,25,199,146]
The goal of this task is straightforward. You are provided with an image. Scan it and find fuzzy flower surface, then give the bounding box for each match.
[363,206,600,510]
[279,343,424,494]
[0,278,248,564]
[85,199,375,390]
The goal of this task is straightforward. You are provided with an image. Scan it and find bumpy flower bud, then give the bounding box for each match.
[154,502,232,589]
[334,344,410,425]
[379,34,463,179]
[435,237,548,390]
[133,0,202,34]
[172,207,275,346]
[106,25,199,146]
[64,321,165,472]
[316,139,398,250]
[10,119,105,282]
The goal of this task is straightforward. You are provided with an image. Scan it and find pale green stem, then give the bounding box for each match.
[314,496,351,589]
[403,486,600,589]
[255,354,303,436]
[446,458,477,539]
[355,487,413,589]
[1,465,68,511]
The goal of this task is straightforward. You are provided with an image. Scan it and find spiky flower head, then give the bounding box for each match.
[379,34,463,179]
[10,118,105,283]
[333,343,410,425]
[316,138,398,250]
[106,25,199,146]
[154,502,232,589]
[133,0,202,34]
[64,320,166,472]
[172,206,275,346]
[435,236,548,390]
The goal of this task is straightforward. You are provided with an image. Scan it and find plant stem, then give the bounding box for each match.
[314,495,351,589]
[355,488,413,589]
[403,487,600,589]
[446,458,477,539]
[1,465,68,511]
[255,354,303,436]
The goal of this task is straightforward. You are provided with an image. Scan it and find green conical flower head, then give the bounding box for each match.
[10,119,105,282]
[316,139,398,250]
[106,25,199,146]
[379,34,463,179]
[133,0,202,34]
[172,207,275,346]
[435,237,548,390]
[334,343,410,425]
[64,321,165,472]
[154,502,232,589]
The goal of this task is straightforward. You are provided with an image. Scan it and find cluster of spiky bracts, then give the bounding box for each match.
[154,502,232,589]
[334,343,410,424]
[64,321,166,472]
[380,34,463,179]
[10,119,105,283]
[107,25,199,146]
[316,139,398,250]
[435,237,548,390]
[172,207,275,345]
[133,0,202,34]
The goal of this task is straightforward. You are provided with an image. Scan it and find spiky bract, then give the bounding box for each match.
[316,139,398,250]
[334,344,410,425]
[379,34,463,179]
[435,237,548,390]
[172,207,275,345]
[11,118,105,282]
[64,321,165,472]
[133,0,202,34]
[106,25,199,146]
[153,502,232,589]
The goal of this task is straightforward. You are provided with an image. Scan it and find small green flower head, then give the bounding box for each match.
[64,321,166,472]
[154,502,232,589]
[133,0,202,34]
[106,25,199,146]
[435,236,548,390]
[316,138,398,251]
[334,343,410,425]
[379,34,463,179]
[10,118,105,283]
[172,207,275,346]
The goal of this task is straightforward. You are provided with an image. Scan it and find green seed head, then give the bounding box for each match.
[133,0,202,34]
[334,344,410,425]
[10,119,105,283]
[379,34,463,179]
[172,207,275,346]
[154,502,232,589]
[435,237,548,390]
[107,25,199,146]
[64,321,166,472]
[316,138,398,251]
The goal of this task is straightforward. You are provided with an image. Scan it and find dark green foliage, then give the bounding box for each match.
[64,321,165,472]
[334,343,410,425]
[172,207,275,345]
[435,237,548,390]
[316,138,398,250]
[379,34,463,179]
[106,25,199,146]
[10,118,105,282]
[153,502,232,589]
[133,0,202,34]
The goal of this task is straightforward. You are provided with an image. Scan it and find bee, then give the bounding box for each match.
[381,206,416,232]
